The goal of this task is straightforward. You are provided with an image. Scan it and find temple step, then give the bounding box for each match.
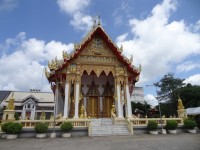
[89,118,131,136]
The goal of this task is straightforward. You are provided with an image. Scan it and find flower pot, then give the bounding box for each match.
[62,133,71,138]
[36,133,46,138]
[168,130,177,134]
[187,129,196,134]
[6,134,18,139]
[149,131,158,135]
[50,132,56,138]
[1,133,7,139]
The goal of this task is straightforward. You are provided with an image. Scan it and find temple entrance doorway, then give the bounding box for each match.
[81,71,114,118]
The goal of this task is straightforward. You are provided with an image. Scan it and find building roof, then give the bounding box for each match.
[0,91,11,103]
[1,91,54,107]
[186,107,200,115]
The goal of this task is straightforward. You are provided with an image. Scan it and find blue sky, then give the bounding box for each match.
[0,0,200,106]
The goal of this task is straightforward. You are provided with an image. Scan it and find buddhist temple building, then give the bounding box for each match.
[45,20,141,119]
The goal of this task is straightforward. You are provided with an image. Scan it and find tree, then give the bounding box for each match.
[154,73,185,116]
[131,101,151,116]
[179,84,200,108]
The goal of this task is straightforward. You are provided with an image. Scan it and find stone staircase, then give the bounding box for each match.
[89,118,131,136]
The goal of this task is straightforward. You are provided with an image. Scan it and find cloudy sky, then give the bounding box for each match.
[0,0,200,106]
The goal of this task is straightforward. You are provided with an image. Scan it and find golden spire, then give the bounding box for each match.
[178,95,184,110]
[98,15,101,25]
[130,55,133,64]
[45,67,50,78]
[139,64,142,72]
[62,50,68,60]
[7,92,15,110]
[119,44,123,53]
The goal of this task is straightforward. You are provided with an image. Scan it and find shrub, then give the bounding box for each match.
[184,119,197,129]
[60,122,73,133]
[147,120,158,131]
[165,120,178,130]
[35,122,48,133]
[2,122,23,134]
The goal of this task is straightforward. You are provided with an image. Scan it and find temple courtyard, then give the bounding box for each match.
[0,133,199,150]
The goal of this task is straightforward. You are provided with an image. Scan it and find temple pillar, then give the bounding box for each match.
[63,78,70,118]
[116,79,123,118]
[74,76,81,118]
[125,78,132,117]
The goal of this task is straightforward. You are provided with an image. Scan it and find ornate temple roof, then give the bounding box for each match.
[46,21,141,81]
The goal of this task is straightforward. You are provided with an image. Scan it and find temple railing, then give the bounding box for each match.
[130,117,183,126]
[13,118,91,128]
[125,118,133,134]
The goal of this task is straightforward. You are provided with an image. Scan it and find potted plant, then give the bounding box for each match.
[35,122,48,138]
[184,118,197,133]
[165,120,178,134]
[147,120,158,134]
[1,122,23,139]
[60,121,73,137]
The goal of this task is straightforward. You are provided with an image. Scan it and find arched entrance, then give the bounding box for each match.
[81,71,114,118]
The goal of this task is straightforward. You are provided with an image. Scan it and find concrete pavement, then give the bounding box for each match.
[0,133,199,150]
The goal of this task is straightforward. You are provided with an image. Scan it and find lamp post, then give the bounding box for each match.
[146,84,166,134]
[51,80,58,138]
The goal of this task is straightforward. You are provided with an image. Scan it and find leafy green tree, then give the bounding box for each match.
[131,101,151,116]
[154,73,185,116]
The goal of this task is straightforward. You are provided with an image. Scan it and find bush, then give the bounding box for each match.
[165,120,178,130]
[184,119,197,129]
[1,122,23,134]
[147,121,158,131]
[60,122,73,133]
[35,122,48,133]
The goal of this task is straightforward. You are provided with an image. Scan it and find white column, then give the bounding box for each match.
[126,84,132,117]
[74,81,80,118]
[117,83,123,118]
[22,105,26,119]
[55,85,59,116]
[63,81,70,118]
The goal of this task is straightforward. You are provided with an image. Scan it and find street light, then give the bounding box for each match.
[146,84,166,134]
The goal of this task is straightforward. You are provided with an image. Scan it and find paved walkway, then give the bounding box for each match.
[0,133,199,150]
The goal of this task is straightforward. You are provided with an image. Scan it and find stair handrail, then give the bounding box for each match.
[88,121,92,136]
[126,117,134,134]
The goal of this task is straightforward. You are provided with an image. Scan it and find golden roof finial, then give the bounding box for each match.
[139,64,142,72]
[178,95,184,110]
[7,92,15,110]
[98,15,101,25]
[130,55,133,64]
[62,50,68,60]
[45,67,50,78]
[119,44,123,53]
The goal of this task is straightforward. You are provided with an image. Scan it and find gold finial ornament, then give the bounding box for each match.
[7,92,15,110]
[63,50,68,59]
[139,64,142,72]
[48,59,57,70]
[119,44,123,53]
[130,55,133,64]
[98,15,101,25]
[178,95,184,110]
[45,68,50,78]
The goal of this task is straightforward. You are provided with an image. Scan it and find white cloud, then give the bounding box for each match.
[184,74,200,86]
[57,0,93,32]
[116,0,200,86]
[176,61,200,72]
[57,0,90,14]
[0,0,18,12]
[116,33,128,43]
[0,32,73,92]
[70,11,93,32]
[144,94,158,107]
